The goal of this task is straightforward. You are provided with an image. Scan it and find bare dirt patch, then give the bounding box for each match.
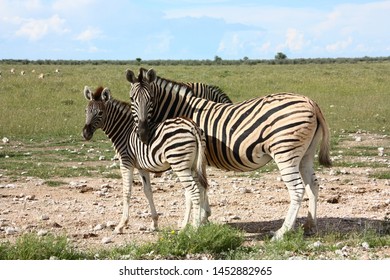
[1,165,389,254]
[1,133,389,258]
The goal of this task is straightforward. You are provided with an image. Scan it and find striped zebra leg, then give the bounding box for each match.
[272,165,306,241]
[114,163,134,234]
[138,170,158,231]
[192,171,211,223]
[300,131,322,235]
[176,172,203,228]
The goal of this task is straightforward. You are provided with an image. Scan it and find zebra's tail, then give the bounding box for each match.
[193,125,208,190]
[315,102,332,167]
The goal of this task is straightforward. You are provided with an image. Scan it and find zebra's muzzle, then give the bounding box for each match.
[137,120,149,144]
[83,124,94,141]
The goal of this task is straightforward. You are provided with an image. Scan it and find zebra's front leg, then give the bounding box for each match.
[114,164,134,234]
[272,166,305,241]
[138,170,159,231]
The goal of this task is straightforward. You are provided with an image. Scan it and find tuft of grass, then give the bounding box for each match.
[136,223,244,259]
[45,180,67,187]
[0,233,87,260]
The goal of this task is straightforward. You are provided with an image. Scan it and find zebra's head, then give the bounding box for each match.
[126,68,157,143]
[83,86,111,140]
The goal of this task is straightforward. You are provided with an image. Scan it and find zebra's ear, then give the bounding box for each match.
[126,69,137,83]
[84,86,93,100]
[101,88,111,102]
[146,68,156,83]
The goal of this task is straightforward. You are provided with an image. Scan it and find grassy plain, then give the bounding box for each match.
[1,62,389,259]
[0,62,389,139]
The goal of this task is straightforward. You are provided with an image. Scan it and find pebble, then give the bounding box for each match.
[229,215,241,221]
[106,221,117,228]
[2,137,9,143]
[99,156,105,161]
[37,229,48,236]
[361,242,370,250]
[101,237,113,244]
[40,215,50,221]
[94,224,106,231]
[25,195,36,201]
[312,241,322,248]
[5,227,17,235]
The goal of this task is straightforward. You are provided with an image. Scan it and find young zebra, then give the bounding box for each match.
[82,86,209,233]
[127,68,332,240]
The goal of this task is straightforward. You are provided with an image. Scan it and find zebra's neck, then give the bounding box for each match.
[152,77,223,122]
[102,99,134,153]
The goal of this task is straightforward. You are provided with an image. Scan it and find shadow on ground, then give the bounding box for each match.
[228,217,390,241]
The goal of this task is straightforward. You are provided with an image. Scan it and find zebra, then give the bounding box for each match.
[132,68,232,179]
[82,86,209,233]
[126,68,332,240]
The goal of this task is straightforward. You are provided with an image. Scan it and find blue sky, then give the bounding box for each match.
[1,0,389,60]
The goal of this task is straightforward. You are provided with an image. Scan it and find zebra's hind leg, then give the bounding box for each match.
[138,170,159,231]
[114,164,134,234]
[272,165,305,241]
[202,191,211,224]
[193,171,211,224]
[300,138,321,235]
[176,172,202,228]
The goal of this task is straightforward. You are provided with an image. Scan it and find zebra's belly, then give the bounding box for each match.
[205,146,273,172]
[137,161,171,173]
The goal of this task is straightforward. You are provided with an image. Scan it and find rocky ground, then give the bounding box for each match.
[1,166,389,253]
[1,133,389,259]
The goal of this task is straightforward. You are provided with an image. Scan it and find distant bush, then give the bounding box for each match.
[2,56,390,66]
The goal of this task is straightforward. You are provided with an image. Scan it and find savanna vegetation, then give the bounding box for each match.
[0,59,389,259]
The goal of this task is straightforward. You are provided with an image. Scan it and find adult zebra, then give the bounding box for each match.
[126,68,332,240]
[82,86,209,233]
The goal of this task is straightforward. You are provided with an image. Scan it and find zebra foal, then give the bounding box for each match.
[82,86,209,233]
[127,68,332,240]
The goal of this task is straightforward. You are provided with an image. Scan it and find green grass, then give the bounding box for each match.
[2,223,389,260]
[1,62,389,139]
[1,62,389,259]
[0,233,87,260]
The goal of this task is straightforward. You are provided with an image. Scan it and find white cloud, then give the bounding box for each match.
[52,0,95,13]
[15,14,69,41]
[75,27,102,41]
[217,30,266,58]
[284,28,305,52]
[326,37,353,52]
[145,31,174,55]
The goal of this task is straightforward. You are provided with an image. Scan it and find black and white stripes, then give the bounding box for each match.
[127,68,332,240]
[83,86,209,233]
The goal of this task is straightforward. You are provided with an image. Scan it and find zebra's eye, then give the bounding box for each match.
[98,111,103,116]
[130,96,134,103]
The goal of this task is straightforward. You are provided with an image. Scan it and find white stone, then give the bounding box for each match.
[37,229,48,236]
[101,237,112,244]
[5,227,16,235]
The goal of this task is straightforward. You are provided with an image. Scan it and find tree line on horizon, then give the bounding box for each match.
[1,55,389,66]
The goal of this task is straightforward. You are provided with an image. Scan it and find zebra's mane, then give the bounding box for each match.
[92,86,105,100]
[139,67,194,94]
[92,86,133,119]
